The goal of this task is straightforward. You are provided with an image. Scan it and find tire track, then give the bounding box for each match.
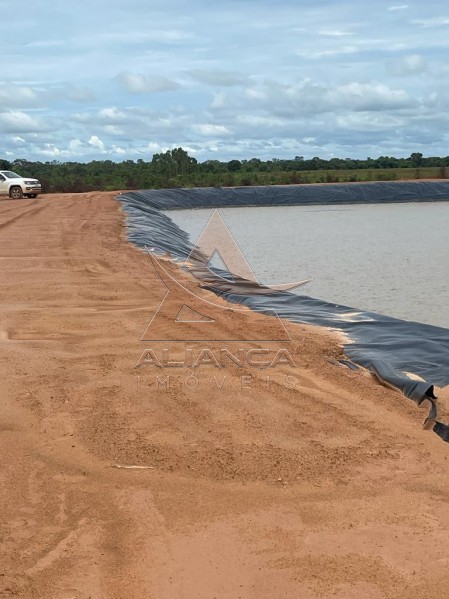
[0,202,49,231]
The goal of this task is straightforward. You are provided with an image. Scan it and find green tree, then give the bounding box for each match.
[227,160,241,172]
[410,153,423,167]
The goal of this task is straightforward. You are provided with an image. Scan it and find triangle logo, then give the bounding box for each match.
[175,305,215,323]
[183,210,309,294]
[141,252,292,342]
[207,250,235,282]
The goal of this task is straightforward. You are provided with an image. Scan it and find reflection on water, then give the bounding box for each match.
[168,201,449,328]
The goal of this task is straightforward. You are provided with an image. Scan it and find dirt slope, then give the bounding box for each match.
[1,192,449,599]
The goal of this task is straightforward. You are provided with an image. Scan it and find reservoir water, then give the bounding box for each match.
[167,201,449,329]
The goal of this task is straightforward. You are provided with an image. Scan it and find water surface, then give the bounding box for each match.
[168,202,449,328]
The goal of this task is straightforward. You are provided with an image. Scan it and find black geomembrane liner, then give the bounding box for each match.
[118,182,449,442]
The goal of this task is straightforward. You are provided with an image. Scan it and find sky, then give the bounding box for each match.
[1,0,449,163]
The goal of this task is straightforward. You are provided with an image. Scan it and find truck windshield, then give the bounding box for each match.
[1,172,21,179]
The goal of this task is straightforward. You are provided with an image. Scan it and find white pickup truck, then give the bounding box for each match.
[0,170,42,199]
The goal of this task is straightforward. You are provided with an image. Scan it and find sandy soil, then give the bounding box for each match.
[1,192,449,599]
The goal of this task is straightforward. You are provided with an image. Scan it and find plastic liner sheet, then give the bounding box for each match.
[118,186,449,442]
[119,181,449,210]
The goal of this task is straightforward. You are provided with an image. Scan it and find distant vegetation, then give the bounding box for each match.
[1,150,449,193]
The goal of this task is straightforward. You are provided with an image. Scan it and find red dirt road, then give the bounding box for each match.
[1,192,449,598]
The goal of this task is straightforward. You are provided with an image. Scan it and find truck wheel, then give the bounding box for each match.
[10,186,23,199]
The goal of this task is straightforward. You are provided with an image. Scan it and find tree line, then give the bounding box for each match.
[1,150,448,193]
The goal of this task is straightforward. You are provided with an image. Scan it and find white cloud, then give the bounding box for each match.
[318,29,353,37]
[41,143,62,157]
[0,85,42,109]
[117,73,180,94]
[211,92,226,109]
[193,124,231,136]
[147,142,163,152]
[0,111,50,133]
[25,39,65,48]
[103,124,124,135]
[237,115,284,127]
[336,112,402,131]
[245,88,267,100]
[296,46,358,59]
[88,135,105,150]
[188,69,248,86]
[412,17,449,27]
[97,29,194,44]
[98,107,128,121]
[244,79,412,117]
[64,85,96,103]
[388,54,427,77]
[112,145,126,154]
[2,0,449,162]
[332,82,411,111]
[68,138,84,152]
[71,105,190,142]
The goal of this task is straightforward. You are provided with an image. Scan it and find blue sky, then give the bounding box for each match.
[1,0,449,162]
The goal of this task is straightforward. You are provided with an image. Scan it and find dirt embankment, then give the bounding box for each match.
[1,192,449,599]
